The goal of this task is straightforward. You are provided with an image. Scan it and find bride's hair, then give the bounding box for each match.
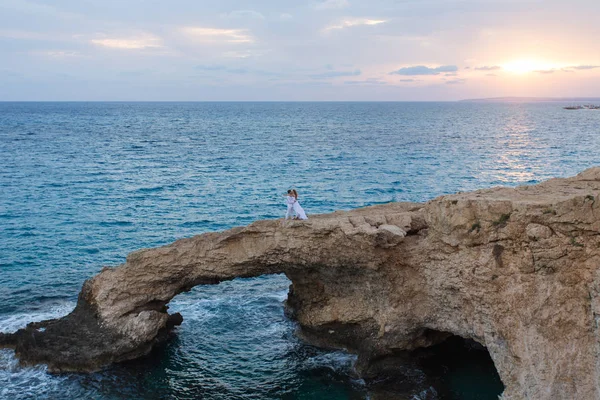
[292,189,298,199]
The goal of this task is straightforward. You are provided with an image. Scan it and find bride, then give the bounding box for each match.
[291,189,308,220]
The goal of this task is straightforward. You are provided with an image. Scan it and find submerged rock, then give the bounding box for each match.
[4,167,600,399]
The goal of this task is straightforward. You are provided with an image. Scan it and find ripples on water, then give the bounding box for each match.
[1,102,599,399]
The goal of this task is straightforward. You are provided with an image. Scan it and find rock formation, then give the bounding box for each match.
[3,167,600,399]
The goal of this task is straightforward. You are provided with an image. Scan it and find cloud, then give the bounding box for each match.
[344,79,385,85]
[398,78,417,82]
[446,78,466,84]
[0,29,78,42]
[39,50,81,57]
[279,13,293,20]
[486,73,497,77]
[390,65,458,76]
[221,49,267,58]
[314,0,349,10]
[534,69,555,74]
[91,35,163,49]
[324,18,387,31]
[195,65,227,71]
[557,65,599,73]
[181,27,254,44]
[310,69,361,79]
[475,65,501,71]
[0,29,50,40]
[194,65,280,77]
[221,10,265,20]
[0,0,81,19]
[567,65,599,70]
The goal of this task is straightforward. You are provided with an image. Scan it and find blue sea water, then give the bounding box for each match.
[0,102,599,399]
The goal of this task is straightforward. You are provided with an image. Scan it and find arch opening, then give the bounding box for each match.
[363,331,505,400]
[154,270,506,400]
[149,273,369,399]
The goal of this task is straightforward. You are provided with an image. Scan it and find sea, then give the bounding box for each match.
[1,102,599,399]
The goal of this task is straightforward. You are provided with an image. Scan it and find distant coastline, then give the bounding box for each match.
[460,96,600,103]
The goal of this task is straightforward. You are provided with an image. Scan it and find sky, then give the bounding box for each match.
[1,0,599,101]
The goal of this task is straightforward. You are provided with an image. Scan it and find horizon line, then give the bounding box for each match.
[1,97,600,103]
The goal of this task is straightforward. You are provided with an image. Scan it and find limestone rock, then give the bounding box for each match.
[4,168,600,399]
[526,223,553,240]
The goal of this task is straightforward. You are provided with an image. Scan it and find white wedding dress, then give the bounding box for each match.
[293,199,308,220]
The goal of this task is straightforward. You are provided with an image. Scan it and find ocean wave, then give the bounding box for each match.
[0,301,76,333]
[179,220,211,228]
[301,350,357,374]
[0,302,81,399]
[411,386,439,400]
[0,350,52,397]
[134,186,165,193]
[98,220,134,227]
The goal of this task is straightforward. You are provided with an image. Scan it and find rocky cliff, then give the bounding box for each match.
[3,168,600,399]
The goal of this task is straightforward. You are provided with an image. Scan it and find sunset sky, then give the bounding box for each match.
[1,0,599,100]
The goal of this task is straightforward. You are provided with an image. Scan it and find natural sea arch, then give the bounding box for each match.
[5,168,600,400]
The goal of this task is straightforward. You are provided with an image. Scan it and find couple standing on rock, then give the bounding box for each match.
[285,189,308,220]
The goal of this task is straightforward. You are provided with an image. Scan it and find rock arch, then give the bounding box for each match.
[4,167,600,400]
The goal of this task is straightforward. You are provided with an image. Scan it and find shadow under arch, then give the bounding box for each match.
[361,329,504,400]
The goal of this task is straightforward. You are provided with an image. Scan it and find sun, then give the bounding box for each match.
[502,59,562,74]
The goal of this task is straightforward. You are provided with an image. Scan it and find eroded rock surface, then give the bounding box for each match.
[4,168,600,399]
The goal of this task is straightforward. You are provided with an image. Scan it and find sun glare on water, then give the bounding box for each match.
[502,59,562,74]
